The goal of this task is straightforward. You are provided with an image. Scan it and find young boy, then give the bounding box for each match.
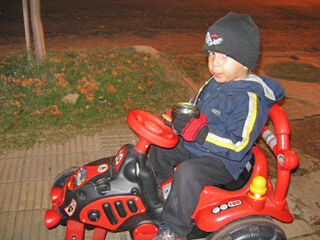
[150,12,284,239]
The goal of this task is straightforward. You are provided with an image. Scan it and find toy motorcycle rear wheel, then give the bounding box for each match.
[53,167,78,188]
[207,215,286,240]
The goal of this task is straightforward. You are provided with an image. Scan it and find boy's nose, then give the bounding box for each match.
[213,58,219,66]
[213,54,224,65]
[212,58,222,71]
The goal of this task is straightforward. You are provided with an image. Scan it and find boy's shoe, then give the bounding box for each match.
[152,222,185,240]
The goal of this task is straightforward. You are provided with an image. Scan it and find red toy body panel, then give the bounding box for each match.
[79,195,146,230]
[133,224,159,240]
[65,220,85,240]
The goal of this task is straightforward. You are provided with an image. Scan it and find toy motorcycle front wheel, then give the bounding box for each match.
[207,215,286,240]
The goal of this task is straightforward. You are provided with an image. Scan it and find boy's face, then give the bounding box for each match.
[208,51,249,83]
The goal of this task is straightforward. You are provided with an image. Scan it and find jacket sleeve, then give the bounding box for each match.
[202,92,262,161]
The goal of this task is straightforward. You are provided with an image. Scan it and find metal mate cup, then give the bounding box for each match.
[172,102,200,122]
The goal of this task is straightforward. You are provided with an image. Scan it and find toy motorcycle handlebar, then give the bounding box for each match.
[260,104,299,206]
[260,104,299,168]
[127,109,179,153]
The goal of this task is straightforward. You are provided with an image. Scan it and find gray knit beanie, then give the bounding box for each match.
[203,12,260,69]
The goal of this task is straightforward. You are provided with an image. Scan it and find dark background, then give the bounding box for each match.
[1,0,320,54]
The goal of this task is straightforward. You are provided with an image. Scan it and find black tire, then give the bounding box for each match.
[52,167,79,188]
[207,215,287,240]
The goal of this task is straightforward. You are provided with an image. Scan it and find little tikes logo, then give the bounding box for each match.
[206,32,223,46]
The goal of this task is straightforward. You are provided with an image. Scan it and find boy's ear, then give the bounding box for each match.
[243,65,250,73]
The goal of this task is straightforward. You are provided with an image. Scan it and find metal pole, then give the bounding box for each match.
[22,0,31,60]
[30,0,46,61]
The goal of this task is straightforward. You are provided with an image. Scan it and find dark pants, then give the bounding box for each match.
[149,139,233,237]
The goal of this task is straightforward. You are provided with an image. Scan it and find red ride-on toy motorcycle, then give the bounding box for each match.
[45,104,299,240]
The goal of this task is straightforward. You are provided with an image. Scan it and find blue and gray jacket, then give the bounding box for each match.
[184,73,285,180]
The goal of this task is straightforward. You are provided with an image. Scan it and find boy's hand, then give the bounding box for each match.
[173,113,209,144]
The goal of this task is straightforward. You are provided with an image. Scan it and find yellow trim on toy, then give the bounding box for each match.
[162,113,172,123]
[248,176,267,200]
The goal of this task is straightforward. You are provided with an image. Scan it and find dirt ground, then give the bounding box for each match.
[290,116,320,170]
[0,0,319,160]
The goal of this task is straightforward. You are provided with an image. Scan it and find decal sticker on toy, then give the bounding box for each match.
[212,207,220,214]
[161,181,172,201]
[212,200,242,214]
[228,200,242,208]
[97,164,109,173]
[64,199,77,216]
[74,167,87,187]
[220,203,228,210]
[115,147,125,171]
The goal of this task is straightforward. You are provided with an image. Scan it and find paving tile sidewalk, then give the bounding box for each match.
[0,125,319,239]
[0,128,137,240]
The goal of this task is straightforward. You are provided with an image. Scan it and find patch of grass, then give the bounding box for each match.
[263,61,320,82]
[166,55,209,83]
[0,48,188,153]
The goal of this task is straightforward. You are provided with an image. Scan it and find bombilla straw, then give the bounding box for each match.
[192,74,215,107]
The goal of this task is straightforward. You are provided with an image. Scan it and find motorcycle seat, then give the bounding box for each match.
[215,156,255,191]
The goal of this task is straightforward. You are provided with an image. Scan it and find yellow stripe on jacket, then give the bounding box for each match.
[205,92,257,152]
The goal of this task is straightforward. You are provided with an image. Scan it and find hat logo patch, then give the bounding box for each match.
[206,32,223,46]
